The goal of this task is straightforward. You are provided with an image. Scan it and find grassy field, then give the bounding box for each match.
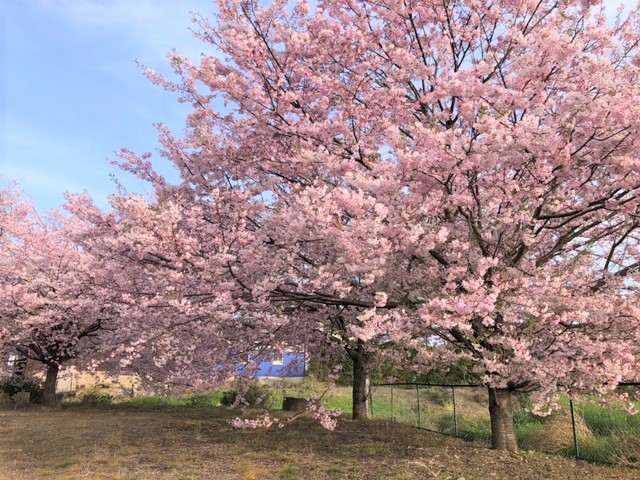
[2,403,640,480]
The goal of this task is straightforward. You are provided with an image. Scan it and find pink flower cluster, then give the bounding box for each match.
[230,416,281,430]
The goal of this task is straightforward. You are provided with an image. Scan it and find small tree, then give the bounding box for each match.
[0,202,113,404]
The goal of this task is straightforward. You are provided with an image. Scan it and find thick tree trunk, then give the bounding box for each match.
[350,341,370,421]
[488,387,518,451]
[42,363,60,406]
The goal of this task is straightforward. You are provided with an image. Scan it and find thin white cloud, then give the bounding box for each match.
[0,114,111,207]
[27,0,215,61]
[0,108,177,210]
[0,163,86,197]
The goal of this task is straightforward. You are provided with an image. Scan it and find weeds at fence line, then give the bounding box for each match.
[370,382,640,469]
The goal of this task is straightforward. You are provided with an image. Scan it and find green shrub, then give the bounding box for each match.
[81,392,114,406]
[186,393,222,407]
[0,376,44,404]
[221,384,272,408]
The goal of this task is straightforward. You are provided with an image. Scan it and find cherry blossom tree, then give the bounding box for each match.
[0,198,115,404]
[65,190,266,391]
[69,0,640,448]
[0,185,32,378]
[67,185,393,420]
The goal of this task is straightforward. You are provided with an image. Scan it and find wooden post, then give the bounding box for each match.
[452,386,459,436]
[416,384,421,428]
[570,399,580,459]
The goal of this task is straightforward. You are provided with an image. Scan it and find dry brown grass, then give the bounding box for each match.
[0,404,638,480]
[521,413,593,454]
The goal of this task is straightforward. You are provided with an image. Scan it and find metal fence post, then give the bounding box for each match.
[452,386,459,437]
[416,384,421,428]
[390,385,394,422]
[570,399,579,460]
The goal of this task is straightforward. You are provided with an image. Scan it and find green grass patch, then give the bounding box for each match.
[577,403,640,436]
[279,466,300,479]
[186,392,223,407]
[117,395,189,407]
[110,392,223,409]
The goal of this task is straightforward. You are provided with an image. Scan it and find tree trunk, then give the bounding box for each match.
[349,341,370,421]
[42,363,60,406]
[12,353,28,378]
[488,387,518,451]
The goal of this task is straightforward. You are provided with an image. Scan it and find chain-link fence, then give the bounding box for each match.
[370,383,640,468]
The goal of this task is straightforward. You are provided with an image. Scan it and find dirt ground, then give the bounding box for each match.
[0,405,637,480]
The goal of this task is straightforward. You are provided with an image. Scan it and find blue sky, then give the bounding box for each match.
[2,0,214,210]
[0,0,632,211]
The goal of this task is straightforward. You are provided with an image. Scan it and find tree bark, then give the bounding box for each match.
[488,387,518,451]
[42,363,60,406]
[12,353,28,378]
[349,341,370,421]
